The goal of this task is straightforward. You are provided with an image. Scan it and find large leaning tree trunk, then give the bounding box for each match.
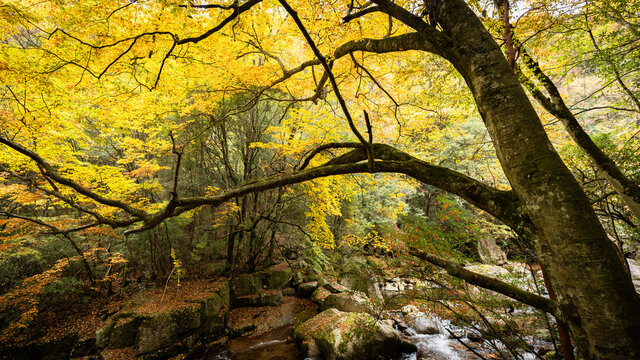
[366,0,640,358]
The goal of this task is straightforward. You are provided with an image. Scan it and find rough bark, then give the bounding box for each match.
[368,0,640,358]
[434,1,640,358]
[517,51,640,223]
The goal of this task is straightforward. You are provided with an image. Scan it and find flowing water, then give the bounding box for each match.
[199,312,549,359]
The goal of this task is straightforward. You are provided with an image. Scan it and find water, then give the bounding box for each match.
[199,311,548,359]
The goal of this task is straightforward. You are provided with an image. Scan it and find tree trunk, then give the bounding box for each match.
[431,0,640,358]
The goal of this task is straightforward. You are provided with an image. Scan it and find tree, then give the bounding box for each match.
[1,0,639,358]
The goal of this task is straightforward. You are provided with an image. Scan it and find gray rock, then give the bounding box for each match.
[323,281,348,293]
[296,281,319,298]
[323,292,368,313]
[477,235,507,265]
[405,312,439,335]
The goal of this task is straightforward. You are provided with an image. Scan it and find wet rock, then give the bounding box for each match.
[294,308,417,360]
[322,292,368,313]
[296,281,318,298]
[405,312,439,335]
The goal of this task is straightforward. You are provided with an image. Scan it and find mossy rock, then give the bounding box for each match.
[323,292,368,313]
[109,315,144,348]
[266,269,292,289]
[231,273,263,297]
[294,308,415,360]
[310,287,332,306]
[135,305,201,355]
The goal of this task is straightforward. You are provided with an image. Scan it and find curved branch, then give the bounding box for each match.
[128,143,523,234]
[0,135,148,219]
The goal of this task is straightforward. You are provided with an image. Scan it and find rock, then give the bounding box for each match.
[627,258,640,293]
[70,337,97,357]
[135,304,202,355]
[231,273,263,297]
[464,264,510,279]
[323,281,348,293]
[200,290,229,341]
[266,269,292,290]
[477,235,508,265]
[401,304,418,315]
[292,271,305,287]
[323,292,368,313]
[294,308,417,360]
[95,322,115,349]
[282,287,296,296]
[108,315,143,348]
[234,290,283,307]
[231,270,292,297]
[405,312,439,335]
[366,282,384,302]
[296,281,318,298]
[310,286,332,306]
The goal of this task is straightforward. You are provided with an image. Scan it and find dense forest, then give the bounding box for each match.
[1,0,639,359]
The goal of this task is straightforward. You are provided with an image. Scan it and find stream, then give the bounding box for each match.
[198,314,490,360]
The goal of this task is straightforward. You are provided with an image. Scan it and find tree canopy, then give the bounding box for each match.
[1,0,640,359]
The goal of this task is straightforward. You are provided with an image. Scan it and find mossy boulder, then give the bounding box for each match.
[135,304,202,355]
[323,292,369,313]
[233,289,283,307]
[231,273,263,297]
[310,287,332,306]
[297,281,319,298]
[294,308,416,360]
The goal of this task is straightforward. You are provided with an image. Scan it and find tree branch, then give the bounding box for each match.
[409,247,560,317]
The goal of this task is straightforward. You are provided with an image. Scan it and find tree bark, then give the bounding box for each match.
[518,49,640,222]
[427,1,640,358]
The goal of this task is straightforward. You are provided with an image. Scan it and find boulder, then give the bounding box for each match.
[296,281,319,298]
[477,235,507,265]
[627,258,640,293]
[323,292,368,313]
[231,273,263,297]
[282,287,296,296]
[200,290,229,341]
[108,315,143,348]
[311,286,332,306]
[294,308,416,360]
[231,270,292,297]
[233,289,283,307]
[404,312,439,335]
[323,281,348,293]
[135,305,202,355]
[266,269,292,290]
